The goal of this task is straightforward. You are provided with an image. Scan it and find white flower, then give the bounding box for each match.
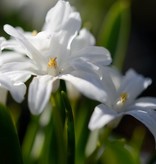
[89,68,156,142]
[2,0,111,114]
[0,38,31,103]
[0,73,28,103]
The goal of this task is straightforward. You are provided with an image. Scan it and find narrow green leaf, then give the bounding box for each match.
[0,104,23,164]
[74,98,97,164]
[50,92,67,164]
[98,0,131,69]
[22,115,40,164]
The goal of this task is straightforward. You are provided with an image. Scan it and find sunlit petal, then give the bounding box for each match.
[118,69,151,102]
[28,75,54,115]
[131,97,156,110]
[88,104,117,130]
[0,75,26,103]
[60,71,107,103]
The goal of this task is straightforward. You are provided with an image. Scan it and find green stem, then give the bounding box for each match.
[61,91,75,164]
[51,93,67,164]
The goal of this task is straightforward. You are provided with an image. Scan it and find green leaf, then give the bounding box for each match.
[101,139,138,164]
[98,0,131,69]
[74,98,98,164]
[22,115,40,164]
[0,104,23,164]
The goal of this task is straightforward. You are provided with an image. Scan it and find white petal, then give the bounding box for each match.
[10,83,27,103]
[2,71,31,83]
[71,28,95,52]
[43,0,75,33]
[60,12,81,47]
[0,37,5,45]
[44,33,68,63]
[0,37,6,54]
[103,66,122,90]
[44,0,82,49]
[99,67,120,104]
[1,40,25,54]
[0,61,38,74]
[127,109,156,143]
[71,58,100,74]
[0,52,27,66]
[0,75,26,103]
[88,104,117,130]
[66,81,81,100]
[131,97,156,110]
[118,69,151,102]
[28,75,55,115]
[60,71,107,103]
[27,31,51,52]
[72,46,112,66]
[4,24,46,68]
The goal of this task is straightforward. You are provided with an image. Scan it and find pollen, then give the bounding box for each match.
[116,92,128,105]
[32,30,38,36]
[48,57,57,68]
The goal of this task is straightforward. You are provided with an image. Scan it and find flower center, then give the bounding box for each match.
[47,57,58,76]
[114,92,128,112]
[116,92,128,106]
[48,57,57,68]
[32,30,38,36]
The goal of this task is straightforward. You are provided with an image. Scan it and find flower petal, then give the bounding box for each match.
[71,28,95,52]
[0,37,6,54]
[71,58,100,74]
[43,0,79,33]
[0,75,26,103]
[44,0,81,48]
[131,97,156,110]
[60,12,81,48]
[28,75,55,115]
[0,52,27,66]
[88,104,117,130]
[118,69,152,102]
[0,62,38,76]
[72,46,112,66]
[60,71,107,103]
[4,24,46,68]
[2,71,31,83]
[1,39,26,54]
[127,109,156,143]
[103,66,122,90]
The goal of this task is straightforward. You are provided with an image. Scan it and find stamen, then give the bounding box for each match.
[116,92,128,106]
[48,57,57,68]
[32,30,38,36]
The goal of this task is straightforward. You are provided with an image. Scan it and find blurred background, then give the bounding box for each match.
[0,0,156,163]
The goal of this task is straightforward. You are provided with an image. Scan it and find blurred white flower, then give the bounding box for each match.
[89,67,156,142]
[2,0,111,114]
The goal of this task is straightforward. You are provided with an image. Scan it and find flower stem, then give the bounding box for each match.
[61,91,75,164]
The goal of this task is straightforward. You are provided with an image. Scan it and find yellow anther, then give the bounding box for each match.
[116,92,128,105]
[48,57,57,68]
[32,30,38,36]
